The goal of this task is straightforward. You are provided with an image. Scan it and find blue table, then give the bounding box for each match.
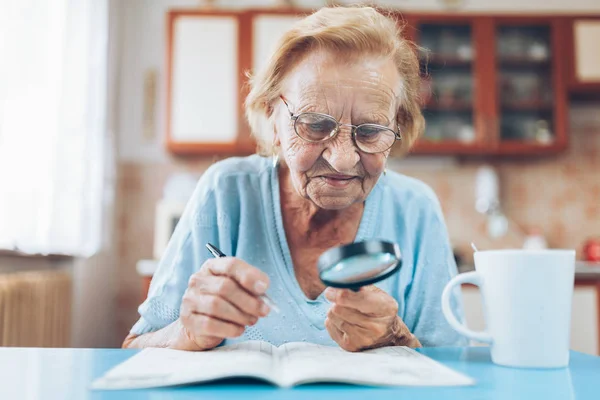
[1,347,598,399]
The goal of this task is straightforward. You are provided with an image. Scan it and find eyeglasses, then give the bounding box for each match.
[280,96,402,154]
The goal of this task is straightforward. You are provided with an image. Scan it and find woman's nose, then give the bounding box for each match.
[322,128,360,172]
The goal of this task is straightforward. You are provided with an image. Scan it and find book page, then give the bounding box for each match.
[91,341,277,390]
[277,342,474,388]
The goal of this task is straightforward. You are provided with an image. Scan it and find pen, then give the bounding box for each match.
[205,243,280,313]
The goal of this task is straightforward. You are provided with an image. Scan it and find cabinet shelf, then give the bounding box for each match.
[501,101,554,112]
[498,57,551,68]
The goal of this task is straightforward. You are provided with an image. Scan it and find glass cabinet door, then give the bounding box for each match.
[496,25,554,144]
[417,23,476,144]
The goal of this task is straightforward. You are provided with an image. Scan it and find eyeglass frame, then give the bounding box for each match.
[279,96,402,154]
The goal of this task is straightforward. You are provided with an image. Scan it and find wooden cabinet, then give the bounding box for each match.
[164,9,597,157]
[252,13,304,74]
[567,18,600,93]
[250,12,305,140]
[404,15,568,156]
[570,283,599,355]
[166,11,254,155]
[462,283,600,355]
[405,17,484,155]
[461,286,488,347]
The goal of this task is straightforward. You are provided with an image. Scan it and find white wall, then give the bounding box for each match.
[117,0,197,162]
[67,0,121,348]
[114,0,600,163]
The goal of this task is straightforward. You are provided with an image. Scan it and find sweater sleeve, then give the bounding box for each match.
[400,190,469,347]
[130,167,231,335]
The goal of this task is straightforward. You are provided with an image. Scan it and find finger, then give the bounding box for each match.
[184,313,245,339]
[329,305,396,341]
[327,314,373,352]
[203,257,270,296]
[325,318,347,347]
[328,305,370,327]
[327,313,348,334]
[182,291,258,327]
[324,286,397,315]
[326,318,365,352]
[327,312,369,336]
[189,275,269,317]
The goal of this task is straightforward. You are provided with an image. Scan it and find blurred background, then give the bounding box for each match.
[0,0,599,354]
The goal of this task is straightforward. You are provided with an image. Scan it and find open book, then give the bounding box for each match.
[92,341,474,389]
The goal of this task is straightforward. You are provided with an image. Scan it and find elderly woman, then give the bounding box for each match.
[124,6,466,352]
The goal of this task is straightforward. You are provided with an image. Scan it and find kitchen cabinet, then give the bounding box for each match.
[567,18,600,93]
[250,12,305,139]
[164,9,596,157]
[166,10,254,155]
[403,15,568,156]
[461,286,488,347]
[410,18,481,154]
[252,13,304,74]
[462,283,600,355]
[570,283,599,355]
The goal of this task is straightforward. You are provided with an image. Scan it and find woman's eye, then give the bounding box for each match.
[298,115,337,134]
[309,122,331,132]
[357,126,383,140]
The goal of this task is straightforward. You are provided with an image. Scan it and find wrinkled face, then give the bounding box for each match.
[274,50,402,210]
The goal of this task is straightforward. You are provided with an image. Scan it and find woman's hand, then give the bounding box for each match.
[174,257,271,351]
[324,286,421,352]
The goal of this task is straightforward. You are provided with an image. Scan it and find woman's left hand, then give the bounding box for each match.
[324,286,421,352]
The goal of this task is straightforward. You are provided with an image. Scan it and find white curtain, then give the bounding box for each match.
[0,0,109,256]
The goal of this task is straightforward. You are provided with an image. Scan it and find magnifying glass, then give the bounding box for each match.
[318,240,402,291]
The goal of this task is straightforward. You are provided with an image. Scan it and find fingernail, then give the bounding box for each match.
[260,302,270,316]
[254,280,267,294]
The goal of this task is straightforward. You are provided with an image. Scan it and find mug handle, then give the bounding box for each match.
[441,271,493,344]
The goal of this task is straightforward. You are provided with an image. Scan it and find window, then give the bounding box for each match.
[0,0,110,256]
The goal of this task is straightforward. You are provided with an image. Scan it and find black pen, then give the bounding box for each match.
[205,243,280,313]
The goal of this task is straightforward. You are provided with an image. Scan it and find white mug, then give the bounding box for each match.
[442,249,576,368]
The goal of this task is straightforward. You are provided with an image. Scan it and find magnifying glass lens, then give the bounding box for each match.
[318,240,402,289]
[321,253,398,284]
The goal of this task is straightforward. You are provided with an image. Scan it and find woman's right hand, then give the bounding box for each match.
[174,257,271,351]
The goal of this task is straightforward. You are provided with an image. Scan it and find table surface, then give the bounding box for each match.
[1,347,599,400]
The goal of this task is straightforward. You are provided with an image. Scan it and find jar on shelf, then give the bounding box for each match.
[535,120,553,144]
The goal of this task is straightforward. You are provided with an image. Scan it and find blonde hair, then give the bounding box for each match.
[245,6,424,156]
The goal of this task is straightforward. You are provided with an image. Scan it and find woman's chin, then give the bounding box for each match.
[305,180,368,210]
[308,192,362,211]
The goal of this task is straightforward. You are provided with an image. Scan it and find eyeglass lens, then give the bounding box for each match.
[294,112,396,153]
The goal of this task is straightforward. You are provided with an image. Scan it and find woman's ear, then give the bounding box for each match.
[273,124,281,147]
[269,101,282,147]
[265,101,274,118]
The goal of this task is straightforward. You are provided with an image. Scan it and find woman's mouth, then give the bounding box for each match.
[320,175,357,188]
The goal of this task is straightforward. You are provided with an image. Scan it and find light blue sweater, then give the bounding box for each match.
[131,155,467,347]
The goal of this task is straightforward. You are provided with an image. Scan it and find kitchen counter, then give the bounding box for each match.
[573,262,600,280]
